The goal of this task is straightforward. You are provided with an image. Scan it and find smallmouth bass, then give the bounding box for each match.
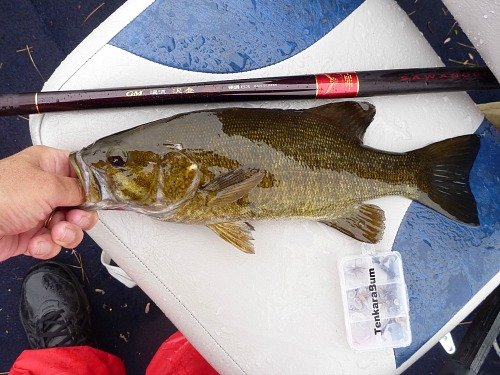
[70,102,480,253]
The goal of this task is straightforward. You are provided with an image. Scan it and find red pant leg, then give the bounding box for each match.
[9,346,126,375]
[146,331,218,375]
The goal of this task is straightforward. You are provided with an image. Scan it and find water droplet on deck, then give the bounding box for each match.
[165,37,176,52]
[228,52,250,72]
[278,41,298,56]
[195,35,205,48]
[182,53,192,68]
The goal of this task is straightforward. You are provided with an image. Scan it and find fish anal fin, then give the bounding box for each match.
[202,167,264,206]
[321,204,385,244]
[208,222,255,254]
[306,101,376,142]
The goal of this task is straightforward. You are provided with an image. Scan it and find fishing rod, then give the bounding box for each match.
[1,66,498,116]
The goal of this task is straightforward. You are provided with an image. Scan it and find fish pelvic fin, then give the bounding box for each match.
[305,101,376,142]
[411,134,480,225]
[320,204,385,244]
[207,222,255,254]
[202,166,264,206]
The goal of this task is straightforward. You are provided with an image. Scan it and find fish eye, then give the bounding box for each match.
[107,148,128,167]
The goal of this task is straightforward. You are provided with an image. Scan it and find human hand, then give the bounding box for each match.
[0,146,98,262]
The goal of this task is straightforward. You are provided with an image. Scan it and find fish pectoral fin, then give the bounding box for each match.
[305,101,375,142]
[320,204,385,244]
[202,166,265,206]
[207,222,255,254]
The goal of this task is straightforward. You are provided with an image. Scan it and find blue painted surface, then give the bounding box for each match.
[393,120,500,366]
[110,0,364,73]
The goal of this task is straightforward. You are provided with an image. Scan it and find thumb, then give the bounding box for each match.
[50,175,86,207]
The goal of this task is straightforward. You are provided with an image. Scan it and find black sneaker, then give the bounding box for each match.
[19,261,94,348]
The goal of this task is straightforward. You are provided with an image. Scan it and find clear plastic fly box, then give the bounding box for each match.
[339,251,411,351]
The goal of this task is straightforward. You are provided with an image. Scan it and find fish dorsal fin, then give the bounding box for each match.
[202,166,264,206]
[207,222,255,254]
[306,101,376,142]
[320,203,385,244]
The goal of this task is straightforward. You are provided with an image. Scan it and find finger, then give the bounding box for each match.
[51,221,84,249]
[66,209,99,231]
[45,210,66,229]
[50,175,85,207]
[0,234,25,261]
[26,227,62,260]
[22,146,84,207]
[29,146,73,177]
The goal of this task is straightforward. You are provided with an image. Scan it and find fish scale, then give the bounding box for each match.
[169,107,418,223]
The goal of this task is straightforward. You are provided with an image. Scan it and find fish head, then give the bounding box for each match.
[69,134,201,217]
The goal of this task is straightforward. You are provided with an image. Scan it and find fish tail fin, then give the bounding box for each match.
[410,134,480,225]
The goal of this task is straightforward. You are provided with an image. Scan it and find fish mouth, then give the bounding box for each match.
[69,151,102,209]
